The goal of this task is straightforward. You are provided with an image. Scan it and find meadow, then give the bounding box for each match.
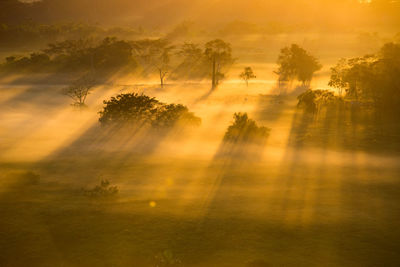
[1,44,400,266]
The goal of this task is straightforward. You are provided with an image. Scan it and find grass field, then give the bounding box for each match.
[1,62,400,266]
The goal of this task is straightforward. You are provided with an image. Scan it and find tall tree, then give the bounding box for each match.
[204,39,234,90]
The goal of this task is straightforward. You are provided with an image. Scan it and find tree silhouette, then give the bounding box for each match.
[239,66,256,87]
[131,39,174,88]
[275,44,322,89]
[224,113,270,144]
[204,39,234,90]
[99,93,201,129]
[63,73,96,107]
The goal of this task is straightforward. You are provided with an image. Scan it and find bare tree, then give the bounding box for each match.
[156,47,173,88]
[63,73,96,107]
[131,39,174,88]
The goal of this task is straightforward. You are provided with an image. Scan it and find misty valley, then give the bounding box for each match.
[1,1,400,266]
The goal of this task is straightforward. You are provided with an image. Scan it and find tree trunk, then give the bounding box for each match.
[159,69,164,88]
[211,55,216,90]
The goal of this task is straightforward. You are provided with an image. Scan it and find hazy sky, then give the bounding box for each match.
[1,0,399,31]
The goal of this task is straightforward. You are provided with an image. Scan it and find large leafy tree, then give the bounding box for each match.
[99,93,201,129]
[275,44,322,88]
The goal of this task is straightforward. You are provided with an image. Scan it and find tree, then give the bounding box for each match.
[329,55,377,100]
[275,44,322,89]
[204,39,234,90]
[63,73,96,107]
[297,89,339,114]
[99,93,201,129]
[328,58,348,96]
[156,46,174,88]
[93,37,134,70]
[328,42,400,116]
[131,39,174,88]
[173,42,207,80]
[239,66,256,87]
[223,113,270,144]
[1,37,137,73]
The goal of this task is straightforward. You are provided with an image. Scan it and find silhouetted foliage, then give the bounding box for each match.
[2,52,51,72]
[329,55,376,99]
[224,113,270,144]
[62,73,96,107]
[297,89,340,113]
[131,39,175,87]
[204,39,234,90]
[1,37,137,73]
[99,93,201,129]
[239,66,256,87]
[275,44,322,88]
[84,179,119,198]
[0,22,145,50]
[172,42,208,80]
[329,42,400,116]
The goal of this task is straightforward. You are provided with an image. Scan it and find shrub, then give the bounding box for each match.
[84,179,119,198]
[223,113,270,144]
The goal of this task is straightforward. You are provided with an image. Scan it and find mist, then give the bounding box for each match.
[1,1,400,266]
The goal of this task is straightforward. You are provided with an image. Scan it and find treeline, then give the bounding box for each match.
[1,37,234,86]
[328,43,400,116]
[293,42,400,152]
[296,42,400,116]
[0,23,146,50]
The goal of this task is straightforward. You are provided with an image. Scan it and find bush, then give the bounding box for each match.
[297,89,339,113]
[223,113,270,144]
[84,179,119,198]
[99,93,201,129]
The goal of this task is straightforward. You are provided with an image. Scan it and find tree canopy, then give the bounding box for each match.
[275,44,322,87]
[329,42,400,115]
[223,113,270,144]
[239,67,256,87]
[99,93,201,129]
